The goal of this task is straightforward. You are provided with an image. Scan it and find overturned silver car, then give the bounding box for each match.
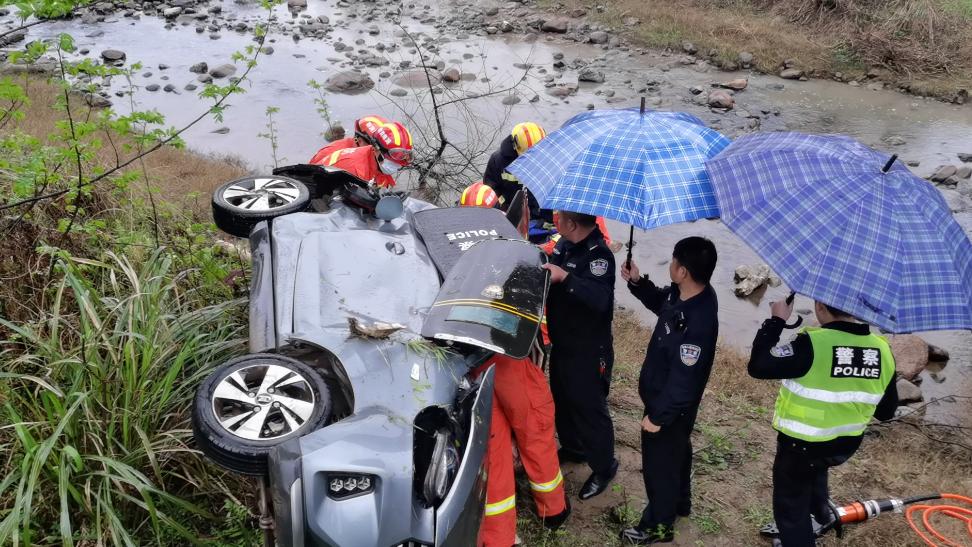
[192,166,546,546]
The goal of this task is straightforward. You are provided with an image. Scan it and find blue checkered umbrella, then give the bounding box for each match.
[707,132,972,333]
[505,107,730,230]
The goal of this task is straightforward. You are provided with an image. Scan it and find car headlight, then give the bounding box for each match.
[327,473,377,500]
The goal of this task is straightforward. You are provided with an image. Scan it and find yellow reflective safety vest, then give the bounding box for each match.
[773,327,895,442]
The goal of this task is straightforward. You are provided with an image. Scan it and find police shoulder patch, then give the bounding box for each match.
[770,343,795,358]
[680,344,701,366]
[590,258,609,276]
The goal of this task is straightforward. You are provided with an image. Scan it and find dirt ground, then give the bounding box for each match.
[514,311,972,547]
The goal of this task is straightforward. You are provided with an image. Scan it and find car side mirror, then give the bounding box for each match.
[375,195,404,221]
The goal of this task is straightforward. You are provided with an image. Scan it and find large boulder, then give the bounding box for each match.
[780,68,804,80]
[541,18,568,33]
[888,334,929,381]
[578,67,605,83]
[209,63,237,79]
[100,49,126,62]
[718,78,748,91]
[896,378,923,404]
[738,51,754,68]
[324,71,375,94]
[929,165,958,182]
[707,89,735,109]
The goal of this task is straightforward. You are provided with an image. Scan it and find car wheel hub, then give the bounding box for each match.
[221,177,301,211]
[211,363,316,441]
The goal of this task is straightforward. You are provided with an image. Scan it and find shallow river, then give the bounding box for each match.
[11,0,971,424]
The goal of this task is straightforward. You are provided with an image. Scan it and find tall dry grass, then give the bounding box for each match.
[550,0,972,97]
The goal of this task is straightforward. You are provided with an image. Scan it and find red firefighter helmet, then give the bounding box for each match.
[353,115,391,145]
[459,181,499,208]
[372,121,414,167]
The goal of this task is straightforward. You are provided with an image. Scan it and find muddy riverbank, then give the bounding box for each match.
[2,0,969,424]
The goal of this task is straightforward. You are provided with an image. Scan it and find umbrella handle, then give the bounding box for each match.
[783,291,802,329]
[625,225,634,267]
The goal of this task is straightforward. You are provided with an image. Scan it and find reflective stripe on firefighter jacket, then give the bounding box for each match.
[772,327,894,442]
[309,145,396,188]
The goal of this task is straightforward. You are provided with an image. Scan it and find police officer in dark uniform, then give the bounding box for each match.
[619,237,719,544]
[541,211,618,500]
[747,298,898,547]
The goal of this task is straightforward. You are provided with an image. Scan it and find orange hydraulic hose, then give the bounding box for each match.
[905,493,972,547]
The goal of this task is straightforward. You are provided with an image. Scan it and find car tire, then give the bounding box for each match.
[192,353,330,476]
[212,175,310,238]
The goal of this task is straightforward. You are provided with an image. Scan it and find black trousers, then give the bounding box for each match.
[638,412,693,531]
[773,437,853,546]
[549,349,615,476]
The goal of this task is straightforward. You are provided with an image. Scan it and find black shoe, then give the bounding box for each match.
[557,447,587,464]
[676,503,691,518]
[579,459,619,500]
[541,498,571,530]
[620,526,674,544]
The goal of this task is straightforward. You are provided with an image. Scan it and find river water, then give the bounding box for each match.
[9,0,971,424]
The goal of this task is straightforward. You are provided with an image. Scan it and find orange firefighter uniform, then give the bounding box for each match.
[309,146,396,188]
[308,137,357,166]
[473,354,568,547]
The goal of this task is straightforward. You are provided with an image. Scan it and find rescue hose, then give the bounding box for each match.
[823,493,972,546]
[904,493,972,547]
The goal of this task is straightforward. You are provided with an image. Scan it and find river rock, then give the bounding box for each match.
[163,83,176,92]
[211,127,230,134]
[0,29,27,47]
[146,83,160,92]
[197,73,213,83]
[324,124,345,141]
[442,67,461,82]
[888,334,929,381]
[184,83,198,91]
[681,41,698,54]
[578,68,605,83]
[390,88,408,97]
[568,8,586,17]
[287,0,307,8]
[718,78,748,91]
[883,135,907,146]
[957,153,972,163]
[732,264,780,296]
[392,68,441,87]
[541,18,568,33]
[189,62,208,73]
[896,378,923,404]
[82,92,112,108]
[209,63,236,79]
[929,165,958,182]
[780,68,804,80]
[589,31,609,44]
[324,70,374,94]
[163,6,182,18]
[707,89,735,109]
[101,49,126,62]
[546,86,572,98]
[502,94,521,105]
[738,51,754,68]
[957,166,972,179]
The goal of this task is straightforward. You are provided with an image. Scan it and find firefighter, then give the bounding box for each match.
[307,115,389,165]
[483,122,548,219]
[311,121,413,188]
[619,237,719,545]
[541,211,618,501]
[747,298,898,547]
[458,188,570,547]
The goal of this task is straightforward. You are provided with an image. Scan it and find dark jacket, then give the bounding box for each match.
[482,135,545,219]
[748,317,899,457]
[546,227,615,360]
[630,277,719,427]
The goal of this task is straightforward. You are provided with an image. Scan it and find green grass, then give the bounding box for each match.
[0,249,247,545]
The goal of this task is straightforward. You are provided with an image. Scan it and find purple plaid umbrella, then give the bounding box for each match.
[706,132,972,333]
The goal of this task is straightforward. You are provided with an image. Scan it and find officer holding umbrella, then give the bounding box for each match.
[706,131,972,546]
[508,102,732,506]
